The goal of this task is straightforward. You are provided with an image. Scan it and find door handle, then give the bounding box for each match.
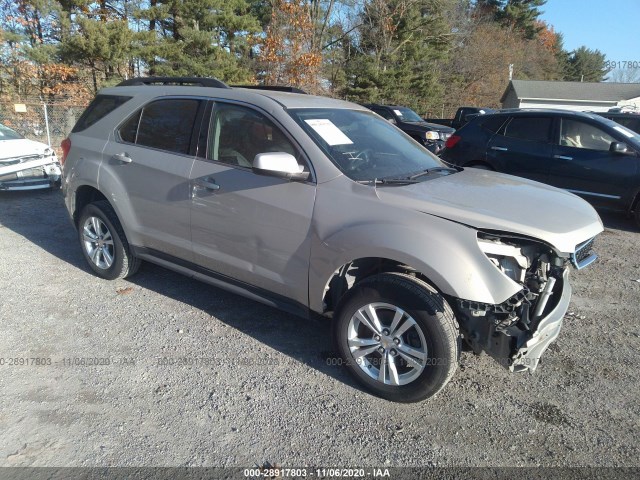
[553,155,573,161]
[112,153,132,163]
[491,146,508,151]
[193,177,220,191]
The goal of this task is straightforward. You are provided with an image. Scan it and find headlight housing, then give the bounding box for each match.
[424,131,440,141]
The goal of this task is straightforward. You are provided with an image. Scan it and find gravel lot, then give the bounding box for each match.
[0,188,639,468]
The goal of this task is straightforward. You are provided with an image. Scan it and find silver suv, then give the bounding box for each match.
[62,77,603,402]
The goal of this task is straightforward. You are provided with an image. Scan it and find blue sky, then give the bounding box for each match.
[540,0,640,63]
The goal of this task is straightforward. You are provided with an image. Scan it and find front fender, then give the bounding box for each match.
[309,177,522,313]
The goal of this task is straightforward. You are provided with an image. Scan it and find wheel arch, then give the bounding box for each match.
[320,257,442,316]
[73,185,108,226]
[309,221,523,315]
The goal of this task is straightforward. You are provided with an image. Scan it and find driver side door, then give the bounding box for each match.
[189,101,316,309]
[549,117,639,209]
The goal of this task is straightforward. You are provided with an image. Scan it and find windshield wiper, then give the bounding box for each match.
[408,167,458,180]
[356,178,420,186]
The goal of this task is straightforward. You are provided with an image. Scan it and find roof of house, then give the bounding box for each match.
[501,80,640,103]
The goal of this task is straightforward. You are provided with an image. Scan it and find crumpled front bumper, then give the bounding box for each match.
[0,158,61,191]
[510,268,571,372]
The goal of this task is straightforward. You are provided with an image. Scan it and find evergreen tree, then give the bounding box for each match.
[564,46,609,82]
[135,0,260,82]
[497,0,546,39]
[344,0,454,113]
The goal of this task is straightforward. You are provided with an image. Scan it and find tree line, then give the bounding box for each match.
[0,0,611,114]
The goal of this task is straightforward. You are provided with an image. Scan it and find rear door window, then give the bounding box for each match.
[503,116,552,143]
[118,98,201,155]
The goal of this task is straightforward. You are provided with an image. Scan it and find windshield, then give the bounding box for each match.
[394,107,423,123]
[0,124,23,140]
[289,108,445,181]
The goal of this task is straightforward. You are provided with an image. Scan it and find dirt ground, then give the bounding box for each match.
[0,188,639,468]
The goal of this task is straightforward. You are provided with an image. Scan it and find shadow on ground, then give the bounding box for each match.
[597,209,639,234]
[0,188,362,393]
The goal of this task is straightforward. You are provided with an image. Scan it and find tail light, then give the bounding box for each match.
[445,135,461,149]
[61,138,71,165]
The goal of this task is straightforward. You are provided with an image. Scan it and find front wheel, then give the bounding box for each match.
[78,200,140,280]
[333,273,460,402]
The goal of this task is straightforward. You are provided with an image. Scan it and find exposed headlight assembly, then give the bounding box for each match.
[477,237,530,284]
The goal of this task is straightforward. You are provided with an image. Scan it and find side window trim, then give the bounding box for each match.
[198,99,317,183]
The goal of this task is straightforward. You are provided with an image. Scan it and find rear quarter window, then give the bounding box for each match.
[72,95,131,133]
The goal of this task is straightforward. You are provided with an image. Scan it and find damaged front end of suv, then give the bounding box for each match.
[455,232,597,372]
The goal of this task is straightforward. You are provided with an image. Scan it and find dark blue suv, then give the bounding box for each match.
[441,109,640,227]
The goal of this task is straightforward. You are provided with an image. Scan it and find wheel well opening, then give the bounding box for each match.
[322,257,436,316]
[74,186,107,225]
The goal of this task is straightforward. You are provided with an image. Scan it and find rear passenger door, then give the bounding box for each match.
[101,97,205,261]
[486,115,554,183]
[189,101,316,308]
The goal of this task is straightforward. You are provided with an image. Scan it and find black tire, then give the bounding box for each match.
[634,205,640,230]
[333,273,460,402]
[77,200,140,280]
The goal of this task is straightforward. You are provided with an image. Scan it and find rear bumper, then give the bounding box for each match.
[510,268,571,372]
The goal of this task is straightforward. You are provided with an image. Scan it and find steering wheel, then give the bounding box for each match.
[344,149,374,172]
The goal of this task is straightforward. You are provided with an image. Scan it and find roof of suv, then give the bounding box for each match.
[100,84,364,111]
[482,108,607,121]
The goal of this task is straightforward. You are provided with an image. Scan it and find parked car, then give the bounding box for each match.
[0,123,61,191]
[362,104,454,155]
[424,106,496,130]
[595,112,640,135]
[441,109,640,227]
[62,77,602,402]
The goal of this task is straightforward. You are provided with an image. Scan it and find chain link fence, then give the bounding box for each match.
[0,101,88,155]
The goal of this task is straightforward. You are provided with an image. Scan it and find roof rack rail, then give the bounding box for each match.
[231,85,307,94]
[117,77,229,88]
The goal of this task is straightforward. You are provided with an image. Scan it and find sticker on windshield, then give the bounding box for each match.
[305,119,353,146]
[613,125,635,138]
[393,109,402,116]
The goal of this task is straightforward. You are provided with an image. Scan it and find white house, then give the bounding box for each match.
[501,80,640,112]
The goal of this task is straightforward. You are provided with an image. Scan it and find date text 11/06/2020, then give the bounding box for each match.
[244,468,391,478]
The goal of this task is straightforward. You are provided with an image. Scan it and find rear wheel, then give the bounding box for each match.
[634,205,640,230]
[78,201,140,280]
[333,273,460,402]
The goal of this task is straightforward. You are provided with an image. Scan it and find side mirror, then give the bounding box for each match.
[609,141,634,155]
[387,118,397,125]
[252,152,309,181]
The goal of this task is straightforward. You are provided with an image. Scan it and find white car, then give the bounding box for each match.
[0,123,62,191]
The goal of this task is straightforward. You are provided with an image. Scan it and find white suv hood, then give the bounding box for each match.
[376,168,603,254]
[0,138,51,161]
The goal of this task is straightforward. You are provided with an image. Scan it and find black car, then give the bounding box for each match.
[441,109,640,227]
[596,112,640,134]
[363,104,454,155]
